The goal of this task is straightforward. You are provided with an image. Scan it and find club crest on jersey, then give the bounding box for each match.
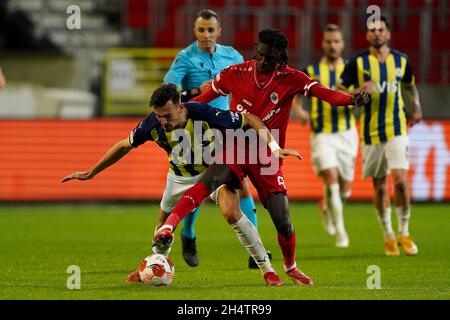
[270,92,279,105]
[395,68,403,77]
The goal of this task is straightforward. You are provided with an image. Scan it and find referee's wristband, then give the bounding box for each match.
[268,140,281,153]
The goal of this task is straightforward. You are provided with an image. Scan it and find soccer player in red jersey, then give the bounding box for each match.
[153,29,369,285]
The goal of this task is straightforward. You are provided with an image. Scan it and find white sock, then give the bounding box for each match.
[340,190,351,204]
[158,224,173,233]
[230,215,274,273]
[325,183,347,235]
[396,207,410,236]
[376,207,395,240]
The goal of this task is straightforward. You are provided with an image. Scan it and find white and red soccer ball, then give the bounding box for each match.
[139,254,175,286]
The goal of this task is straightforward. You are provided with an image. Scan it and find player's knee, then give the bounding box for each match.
[375,182,388,198]
[222,207,241,224]
[275,220,294,238]
[394,180,407,195]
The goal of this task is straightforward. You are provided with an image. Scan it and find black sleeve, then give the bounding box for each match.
[338,57,358,89]
[402,56,415,85]
[128,114,159,147]
[185,102,245,130]
[180,87,201,102]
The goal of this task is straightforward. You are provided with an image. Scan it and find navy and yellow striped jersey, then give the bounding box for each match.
[303,60,355,134]
[339,49,415,145]
[129,102,245,177]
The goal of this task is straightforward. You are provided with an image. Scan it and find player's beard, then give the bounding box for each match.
[163,125,173,132]
[325,50,339,62]
[371,38,387,49]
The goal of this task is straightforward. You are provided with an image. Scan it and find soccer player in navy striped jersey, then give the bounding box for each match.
[293,24,356,248]
[339,16,423,256]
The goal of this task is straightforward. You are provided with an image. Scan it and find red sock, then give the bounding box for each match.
[277,231,296,270]
[165,182,210,230]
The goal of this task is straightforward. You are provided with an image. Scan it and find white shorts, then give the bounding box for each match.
[160,172,206,213]
[362,135,410,179]
[311,127,359,182]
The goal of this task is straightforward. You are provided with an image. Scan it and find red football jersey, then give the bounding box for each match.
[211,60,318,148]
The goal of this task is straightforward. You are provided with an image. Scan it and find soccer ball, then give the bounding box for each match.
[139,254,175,286]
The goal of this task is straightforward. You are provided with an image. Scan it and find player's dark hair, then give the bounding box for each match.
[149,83,180,108]
[323,24,341,33]
[195,9,220,24]
[257,28,289,66]
[365,14,390,30]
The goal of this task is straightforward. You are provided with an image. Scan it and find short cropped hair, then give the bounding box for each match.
[323,24,341,33]
[195,9,220,24]
[149,83,180,108]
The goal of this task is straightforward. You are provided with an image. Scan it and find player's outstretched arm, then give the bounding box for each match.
[243,113,302,160]
[310,83,369,107]
[61,138,134,183]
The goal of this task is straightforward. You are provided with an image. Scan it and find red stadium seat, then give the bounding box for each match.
[391,31,420,50]
[247,0,266,7]
[233,30,256,50]
[127,0,150,28]
[406,0,427,8]
[208,0,227,6]
[168,0,187,11]
[427,56,442,84]
[287,0,305,7]
[155,30,175,47]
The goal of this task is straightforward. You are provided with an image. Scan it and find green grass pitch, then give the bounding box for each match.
[0,202,449,300]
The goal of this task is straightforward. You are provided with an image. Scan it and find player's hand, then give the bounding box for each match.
[352,88,370,107]
[274,149,303,160]
[298,109,310,125]
[408,110,423,127]
[199,80,212,93]
[361,81,376,94]
[61,171,94,183]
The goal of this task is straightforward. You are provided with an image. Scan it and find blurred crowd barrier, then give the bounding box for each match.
[1,119,449,202]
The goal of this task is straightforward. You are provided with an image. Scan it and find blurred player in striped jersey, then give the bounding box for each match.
[293,24,357,248]
[339,15,422,256]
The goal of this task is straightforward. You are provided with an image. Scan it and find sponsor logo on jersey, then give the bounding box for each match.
[377,80,399,93]
[243,99,252,107]
[270,92,279,105]
[262,108,281,122]
[277,176,286,189]
[230,112,240,123]
[236,104,249,113]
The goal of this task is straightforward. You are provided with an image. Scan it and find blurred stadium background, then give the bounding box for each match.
[0,0,449,203]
